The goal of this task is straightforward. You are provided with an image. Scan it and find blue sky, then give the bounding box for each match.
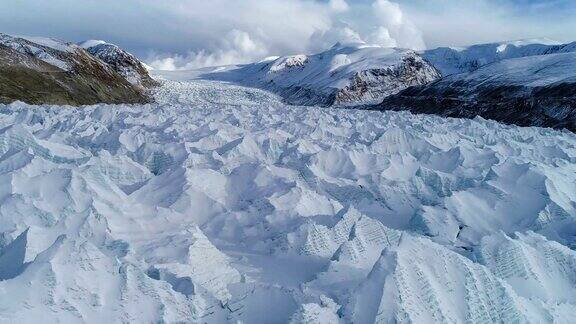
[1,0,574,68]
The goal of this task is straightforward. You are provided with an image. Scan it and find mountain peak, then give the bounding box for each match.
[80,39,160,88]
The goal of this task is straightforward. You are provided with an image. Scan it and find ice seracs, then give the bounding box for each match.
[344,235,534,323]
[1,57,575,322]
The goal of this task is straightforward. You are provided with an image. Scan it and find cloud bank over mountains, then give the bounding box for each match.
[148,0,425,70]
[1,0,574,69]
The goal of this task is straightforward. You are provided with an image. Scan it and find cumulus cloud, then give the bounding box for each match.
[369,0,425,50]
[308,22,365,53]
[329,0,350,13]
[307,0,425,53]
[367,27,398,48]
[149,30,270,70]
[374,0,404,26]
[147,0,426,70]
[4,0,426,70]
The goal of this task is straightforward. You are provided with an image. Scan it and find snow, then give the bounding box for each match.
[78,39,108,49]
[0,77,575,323]
[154,42,439,106]
[422,52,576,95]
[422,39,576,76]
[0,33,73,71]
[18,35,74,53]
[81,40,155,88]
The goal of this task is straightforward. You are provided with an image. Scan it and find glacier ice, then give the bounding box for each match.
[0,79,575,323]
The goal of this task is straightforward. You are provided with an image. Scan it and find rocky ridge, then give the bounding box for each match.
[0,33,156,106]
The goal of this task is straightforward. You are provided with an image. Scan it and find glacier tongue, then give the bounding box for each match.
[0,79,575,323]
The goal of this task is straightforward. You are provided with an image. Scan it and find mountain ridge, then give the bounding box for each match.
[421,39,576,76]
[0,33,156,106]
[156,42,441,106]
[377,47,576,131]
[153,38,576,131]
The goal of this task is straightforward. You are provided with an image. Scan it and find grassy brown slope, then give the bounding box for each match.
[0,44,151,106]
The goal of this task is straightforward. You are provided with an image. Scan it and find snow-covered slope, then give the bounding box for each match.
[422,39,576,76]
[0,33,150,105]
[79,40,159,88]
[379,52,576,131]
[0,78,575,323]
[0,33,76,71]
[158,42,440,106]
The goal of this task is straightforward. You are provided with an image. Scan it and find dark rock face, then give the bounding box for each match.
[83,43,160,89]
[374,52,576,132]
[377,83,576,132]
[0,34,152,106]
[334,54,440,106]
[269,85,336,107]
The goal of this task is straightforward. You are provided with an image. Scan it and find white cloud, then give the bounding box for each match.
[308,22,364,53]
[2,0,574,69]
[373,0,404,26]
[147,0,427,70]
[149,29,270,69]
[367,27,398,48]
[371,0,425,50]
[329,0,350,13]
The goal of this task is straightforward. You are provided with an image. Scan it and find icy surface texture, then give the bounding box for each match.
[0,79,575,323]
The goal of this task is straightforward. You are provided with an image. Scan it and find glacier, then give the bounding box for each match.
[165,42,440,107]
[0,78,575,323]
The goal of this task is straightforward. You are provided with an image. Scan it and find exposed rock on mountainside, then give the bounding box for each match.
[195,42,440,106]
[80,40,160,89]
[377,52,576,131]
[0,34,153,105]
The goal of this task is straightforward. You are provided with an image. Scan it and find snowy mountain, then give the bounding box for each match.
[79,40,159,89]
[164,42,440,106]
[156,39,576,132]
[378,51,576,131]
[0,33,153,105]
[422,39,576,76]
[0,76,575,323]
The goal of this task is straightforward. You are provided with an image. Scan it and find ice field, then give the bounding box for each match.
[0,79,575,323]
